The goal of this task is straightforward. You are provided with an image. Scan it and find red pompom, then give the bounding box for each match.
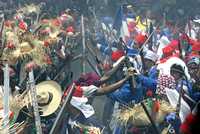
[18,21,27,31]
[9,111,14,119]
[146,90,153,97]
[6,42,15,49]
[43,41,50,47]
[66,26,74,33]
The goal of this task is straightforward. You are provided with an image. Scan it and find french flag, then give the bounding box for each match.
[113,5,136,44]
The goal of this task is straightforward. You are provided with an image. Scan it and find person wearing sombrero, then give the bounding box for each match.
[21,80,62,134]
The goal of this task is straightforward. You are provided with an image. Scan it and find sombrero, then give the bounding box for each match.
[35,81,62,116]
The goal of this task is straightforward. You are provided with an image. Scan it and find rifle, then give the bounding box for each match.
[139,48,146,74]
[148,22,154,50]
[0,15,5,59]
[178,39,183,60]
[86,42,103,76]
[28,70,42,134]
[141,101,160,134]
[50,83,76,134]
[81,15,86,74]
[124,57,137,93]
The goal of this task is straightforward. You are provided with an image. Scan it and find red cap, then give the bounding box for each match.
[192,43,200,52]
[134,33,147,45]
[162,40,179,58]
[162,46,174,58]
[111,50,125,61]
[66,26,74,33]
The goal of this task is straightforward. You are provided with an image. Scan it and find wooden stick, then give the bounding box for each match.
[141,102,160,134]
[81,15,86,74]
[50,83,76,134]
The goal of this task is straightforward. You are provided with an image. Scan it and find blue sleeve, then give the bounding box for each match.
[136,75,157,92]
[191,92,200,101]
[183,81,200,101]
[107,82,144,104]
[148,66,158,79]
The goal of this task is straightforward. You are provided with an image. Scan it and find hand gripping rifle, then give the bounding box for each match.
[124,57,137,93]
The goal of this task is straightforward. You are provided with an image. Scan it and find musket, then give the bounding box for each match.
[86,56,102,77]
[28,70,42,134]
[50,83,76,134]
[148,22,154,50]
[0,14,5,59]
[81,15,86,74]
[176,73,187,116]
[86,42,103,75]
[178,39,183,60]
[124,57,137,93]
[141,101,160,134]
[137,24,159,73]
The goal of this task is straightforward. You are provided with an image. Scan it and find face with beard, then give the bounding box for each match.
[188,63,199,82]
[143,58,155,75]
[170,64,184,82]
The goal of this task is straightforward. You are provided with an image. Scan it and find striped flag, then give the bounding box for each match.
[113,5,136,43]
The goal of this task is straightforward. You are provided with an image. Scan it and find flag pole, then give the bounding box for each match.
[81,15,86,74]
[2,63,10,134]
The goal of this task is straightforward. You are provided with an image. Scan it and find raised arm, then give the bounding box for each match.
[100,56,125,83]
[96,67,135,96]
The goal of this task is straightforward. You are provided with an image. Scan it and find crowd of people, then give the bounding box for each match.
[0,1,200,134]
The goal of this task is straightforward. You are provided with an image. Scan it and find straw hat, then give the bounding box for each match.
[115,99,175,126]
[20,42,33,53]
[35,81,62,116]
[0,86,28,129]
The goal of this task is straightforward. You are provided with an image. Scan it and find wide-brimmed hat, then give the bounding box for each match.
[35,81,62,116]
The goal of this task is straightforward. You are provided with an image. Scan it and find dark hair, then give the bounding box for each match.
[170,64,185,76]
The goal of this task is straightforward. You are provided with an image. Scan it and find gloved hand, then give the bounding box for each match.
[165,112,177,123]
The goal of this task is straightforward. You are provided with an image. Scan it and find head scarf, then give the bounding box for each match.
[144,50,158,62]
